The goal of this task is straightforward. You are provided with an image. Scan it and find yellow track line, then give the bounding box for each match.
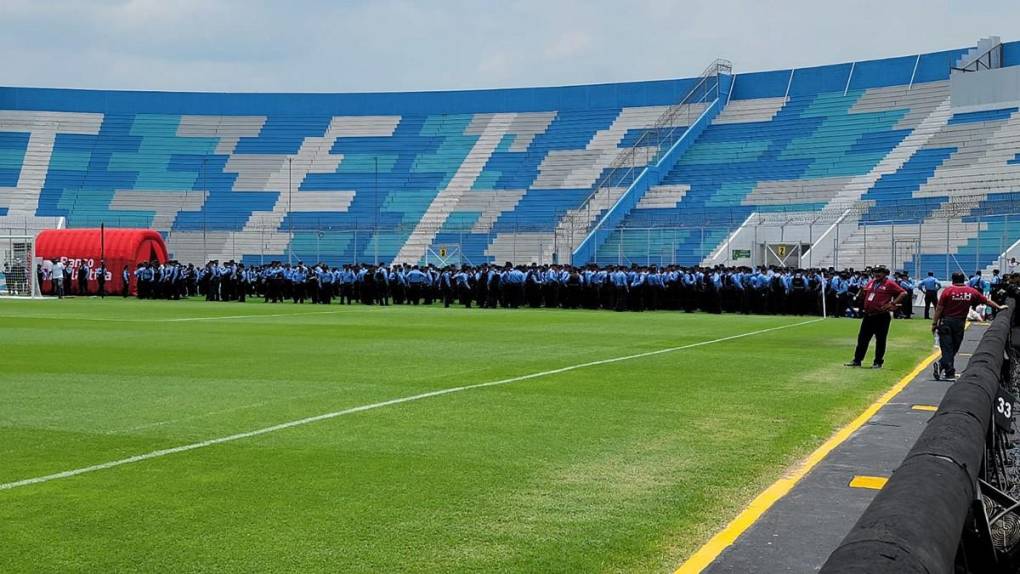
[674,348,940,574]
[849,475,889,490]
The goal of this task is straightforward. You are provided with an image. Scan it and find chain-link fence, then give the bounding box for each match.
[5,191,1020,274]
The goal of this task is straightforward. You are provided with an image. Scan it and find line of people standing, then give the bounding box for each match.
[132,259,914,318]
[37,259,108,299]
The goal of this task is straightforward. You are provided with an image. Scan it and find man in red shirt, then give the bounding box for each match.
[845,267,907,369]
[931,272,1007,379]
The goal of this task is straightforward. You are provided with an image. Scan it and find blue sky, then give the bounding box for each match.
[1,0,1016,92]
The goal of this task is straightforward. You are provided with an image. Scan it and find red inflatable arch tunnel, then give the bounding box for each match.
[35,228,168,295]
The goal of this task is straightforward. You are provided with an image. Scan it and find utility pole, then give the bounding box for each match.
[288,157,293,265]
[201,158,207,260]
[374,156,379,265]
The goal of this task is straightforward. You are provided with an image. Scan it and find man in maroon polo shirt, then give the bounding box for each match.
[845,267,907,369]
[931,272,1007,379]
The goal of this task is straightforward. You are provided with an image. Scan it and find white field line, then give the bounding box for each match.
[105,358,525,435]
[0,319,821,492]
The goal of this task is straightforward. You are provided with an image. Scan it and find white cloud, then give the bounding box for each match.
[545,31,592,59]
[0,0,1017,92]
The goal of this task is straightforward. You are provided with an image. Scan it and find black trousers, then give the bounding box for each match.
[937,317,966,375]
[853,313,892,365]
[924,291,938,319]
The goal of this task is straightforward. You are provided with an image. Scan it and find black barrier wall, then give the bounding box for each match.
[819,301,1017,574]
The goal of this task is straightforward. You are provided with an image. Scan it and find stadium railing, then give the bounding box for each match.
[819,296,1020,573]
[4,189,1020,270]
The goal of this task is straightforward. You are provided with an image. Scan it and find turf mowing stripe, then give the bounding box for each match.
[161,310,346,322]
[0,318,820,493]
[0,310,346,323]
[673,348,940,574]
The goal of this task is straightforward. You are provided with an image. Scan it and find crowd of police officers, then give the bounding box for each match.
[114,259,1007,317]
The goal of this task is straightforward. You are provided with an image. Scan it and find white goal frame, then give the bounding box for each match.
[0,232,43,299]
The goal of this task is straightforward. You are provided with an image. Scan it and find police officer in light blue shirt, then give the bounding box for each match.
[609,267,628,312]
[485,266,503,308]
[317,265,333,304]
[405,266,427,305]
[338,265,354,304]
[504,266,525,308]
[968,270,985,292]
[895,272,915,319]
[918,272,941,319]
[373,265,389,306]
[454,266,472,308]
[290,265,308,304]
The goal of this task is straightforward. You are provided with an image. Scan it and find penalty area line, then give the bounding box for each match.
[0,318,821,492]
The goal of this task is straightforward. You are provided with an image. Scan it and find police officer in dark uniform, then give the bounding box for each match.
[77,260,90,295]
[95,260,107,298]
[122,265,131,297]
[918,272,941,319]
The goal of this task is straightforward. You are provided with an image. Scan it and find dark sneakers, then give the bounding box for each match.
[843,361,881,369]
[933,362,942,380]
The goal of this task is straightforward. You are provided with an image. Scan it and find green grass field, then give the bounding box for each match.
[0,298,932,573]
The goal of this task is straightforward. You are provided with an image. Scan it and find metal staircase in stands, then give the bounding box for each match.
[562,59,732,264]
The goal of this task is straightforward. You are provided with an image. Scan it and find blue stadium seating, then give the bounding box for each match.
[1,40,1020,274]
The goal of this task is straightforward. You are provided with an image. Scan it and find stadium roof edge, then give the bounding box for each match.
[1,40,1017,113]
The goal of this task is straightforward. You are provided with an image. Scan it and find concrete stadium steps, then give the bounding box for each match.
[484,232,556,265]
[0,111,104,220]
[804,95,954,267]
[393,113,515,264]
[623,81,955,268]
[541,104,695,256]
[635,184,690,209]
[548,186,622,262]
[0,104,663,264]
[712,97,787,124]
[822,108,1020,275]
[570,77,729,266]
[595,226,730,266]
[822,219,983,272]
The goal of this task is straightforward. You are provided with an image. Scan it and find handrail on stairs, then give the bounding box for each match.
[574,59,732,238]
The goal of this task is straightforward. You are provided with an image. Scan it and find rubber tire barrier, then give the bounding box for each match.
[820,301,1015,574]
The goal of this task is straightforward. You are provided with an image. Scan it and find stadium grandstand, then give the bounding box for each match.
[2,37,1019,275]
[9,15,1020,573]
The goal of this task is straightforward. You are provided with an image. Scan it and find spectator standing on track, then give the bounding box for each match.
[845,267,907,369]
[931,272,1007,380]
